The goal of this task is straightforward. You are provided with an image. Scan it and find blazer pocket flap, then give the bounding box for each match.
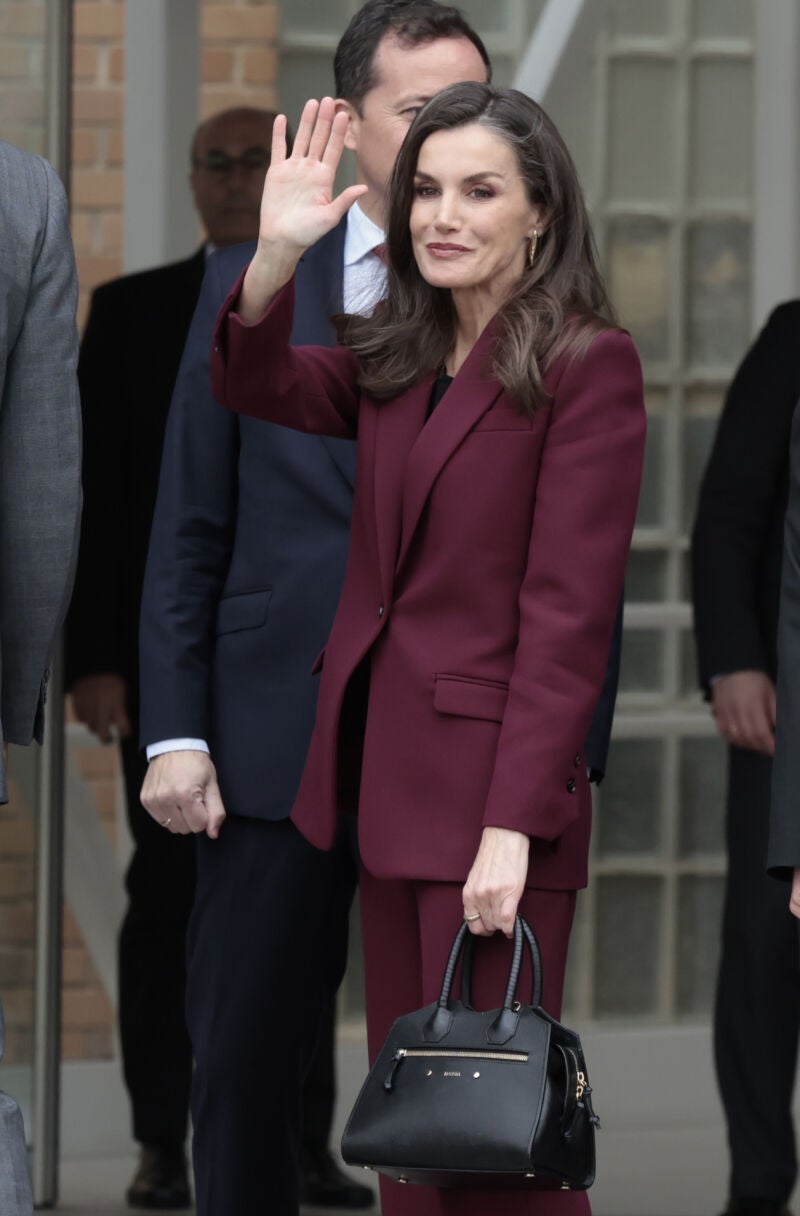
[434,674,509,723]
[215,589,272,636]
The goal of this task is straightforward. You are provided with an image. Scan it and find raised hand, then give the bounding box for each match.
[239,97,368,323]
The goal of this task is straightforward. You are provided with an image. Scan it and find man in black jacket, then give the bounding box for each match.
[691,302,800,1216]
[66,105,369,1212]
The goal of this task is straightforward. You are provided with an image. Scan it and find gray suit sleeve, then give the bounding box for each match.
[769,398,800,878]
[0,158,81,747]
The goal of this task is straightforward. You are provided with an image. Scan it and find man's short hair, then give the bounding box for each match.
[334,0,491,112]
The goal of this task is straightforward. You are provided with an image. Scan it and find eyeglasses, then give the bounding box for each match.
[193,147,270,174]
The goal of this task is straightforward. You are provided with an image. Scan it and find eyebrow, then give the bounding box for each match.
[414,170,507,184]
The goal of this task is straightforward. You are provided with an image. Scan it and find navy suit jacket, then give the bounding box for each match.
[140,222,621,823]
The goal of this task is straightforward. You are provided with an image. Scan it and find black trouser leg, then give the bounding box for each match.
[715,747,800,1203]
[118,735,196,1147]
[300,993,337,1161]
[187,815,356,1216]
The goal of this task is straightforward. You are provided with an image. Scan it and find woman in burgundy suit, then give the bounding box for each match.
[211,84,645,1215]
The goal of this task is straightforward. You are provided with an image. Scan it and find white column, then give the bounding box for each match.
[123,0,199,273]
[753,0,800,330]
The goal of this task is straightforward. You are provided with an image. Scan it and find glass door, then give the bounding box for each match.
[0,0,73,1204]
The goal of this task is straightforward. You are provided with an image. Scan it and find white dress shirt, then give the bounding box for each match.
[146,204,387,763]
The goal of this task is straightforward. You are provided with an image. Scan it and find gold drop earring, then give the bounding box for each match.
[528,230,539,268]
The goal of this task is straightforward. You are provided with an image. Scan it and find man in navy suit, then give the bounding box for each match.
[139,4,620,1215]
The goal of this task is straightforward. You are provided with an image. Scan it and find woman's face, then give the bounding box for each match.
[409,123,542,301]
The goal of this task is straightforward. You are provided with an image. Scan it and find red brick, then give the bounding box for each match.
[72,42,99,81]
[0,4,46,37]
[108,46,124,83]
[62,946,93,986]
[74,744,119,780]
[202,47,236,84]
[72,87,123,125]
[70,212,94,255]
[73,3,125,40]
[202,5,277,42]
[63,986,113,1028]
[72,128,97,167]
[242,47,277,85]
[76,255,121,289]
[105,125,124,165]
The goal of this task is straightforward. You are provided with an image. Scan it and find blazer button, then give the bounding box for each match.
[566,778,577,794]
[378,605,384,617]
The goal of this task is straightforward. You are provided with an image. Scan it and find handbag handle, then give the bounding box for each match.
[459,915,544,1011]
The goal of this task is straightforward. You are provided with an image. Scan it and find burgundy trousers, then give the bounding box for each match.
[358,867,590,1216]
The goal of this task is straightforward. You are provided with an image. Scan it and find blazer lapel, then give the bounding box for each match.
[372,376,434,601]
[396,324,503,575]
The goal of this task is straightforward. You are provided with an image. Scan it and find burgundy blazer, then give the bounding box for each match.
[211,278,646,891]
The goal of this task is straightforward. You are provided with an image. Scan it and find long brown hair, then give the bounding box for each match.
[339,82,613,415]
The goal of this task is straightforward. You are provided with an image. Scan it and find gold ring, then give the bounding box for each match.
[161,817,172,828]
[464,913,481,923]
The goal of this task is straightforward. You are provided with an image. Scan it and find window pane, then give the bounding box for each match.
[280,0,351,38]
[609,60,677,202]
[681,412,721,533]
[680,629,702,699]
[687,221,751,369]
[458,0,544,38]
[608,0,675,37]
[625,549,668,602]
[594,876,663,1016]
[607,218,671,362]
[596,740,663,856]
[636,407,666,529]
[676,876,724,1015]
[693,0,753,39]
[619,629,664,694]
[678,735,727,856]
[690,59,753,203]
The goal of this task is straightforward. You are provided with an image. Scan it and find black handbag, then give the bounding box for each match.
[341,915,600,1191]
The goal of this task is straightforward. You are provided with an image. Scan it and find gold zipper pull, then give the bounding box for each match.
[576,1070,586,1101]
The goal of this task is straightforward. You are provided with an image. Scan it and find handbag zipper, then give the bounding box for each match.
[565,1046,601,1128]
[385,1047,527,1092]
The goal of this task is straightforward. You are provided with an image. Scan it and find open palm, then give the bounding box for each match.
[259,97,368,254]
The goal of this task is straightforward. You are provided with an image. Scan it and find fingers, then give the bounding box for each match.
[307,97,336,161]
[327,183,370,226]
[203,781,227,840]
[712,675,776,755]
[140,752,222,838]
[320,108,351,168]
[791,869,800,919]
[271,113,288,166]
[291,98,321,159]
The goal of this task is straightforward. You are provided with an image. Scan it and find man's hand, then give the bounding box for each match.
[71,673,132,742]
[711,670,776,755]
[140,750,226,839]
[462,826,530,938]
[790,869,800,919]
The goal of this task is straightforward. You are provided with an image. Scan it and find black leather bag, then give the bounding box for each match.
[341,915,599,1191]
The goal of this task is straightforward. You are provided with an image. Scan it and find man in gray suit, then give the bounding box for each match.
[0,138,82,1214]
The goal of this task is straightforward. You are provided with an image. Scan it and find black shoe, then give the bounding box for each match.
[299,1150,375,1209]
[721,1201,792,1216]
[126,1145,192,1210]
